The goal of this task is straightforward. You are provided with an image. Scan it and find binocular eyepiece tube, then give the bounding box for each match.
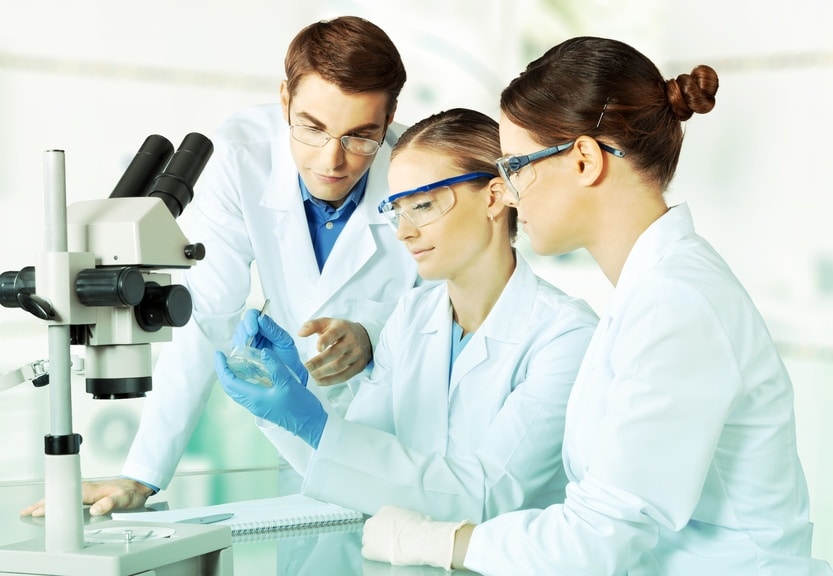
[110,132,213,218]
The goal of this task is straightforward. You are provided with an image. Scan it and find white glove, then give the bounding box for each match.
[361,505,469,570]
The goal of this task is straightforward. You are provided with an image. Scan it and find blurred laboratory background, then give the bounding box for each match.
[1,0,831,562]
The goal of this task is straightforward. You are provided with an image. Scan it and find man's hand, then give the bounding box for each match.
[299,318,372,386]
[19,478,154,517]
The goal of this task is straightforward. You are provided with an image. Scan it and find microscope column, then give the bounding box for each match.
[41,150,84,552]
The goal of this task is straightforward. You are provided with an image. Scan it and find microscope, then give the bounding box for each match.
[0,134,234,575]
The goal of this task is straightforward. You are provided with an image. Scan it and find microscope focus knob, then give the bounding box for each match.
[183,243,206,261]
[135,282,193,332]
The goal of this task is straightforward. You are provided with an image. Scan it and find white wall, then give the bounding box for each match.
[1,0,830,563]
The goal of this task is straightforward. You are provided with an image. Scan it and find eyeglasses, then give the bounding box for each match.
[377,172,493,229]
[496,140,625,202]
[289,125,385,156]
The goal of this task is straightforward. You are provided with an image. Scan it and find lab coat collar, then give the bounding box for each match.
[430,253,539,391]
[609,203,696,320]
[420,251,536,346]
[262,121,393,318]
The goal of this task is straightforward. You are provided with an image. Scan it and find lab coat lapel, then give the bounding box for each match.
[267,142,321,322]
[448,332,487,396]
[401,292,454,454]
[292,149,392,318]
[448,254,533,394]
[315,206,376,312]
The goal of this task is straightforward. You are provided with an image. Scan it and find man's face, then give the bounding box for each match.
[281,74,391,208]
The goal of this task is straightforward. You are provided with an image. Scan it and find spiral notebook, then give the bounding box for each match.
[112,493,364,536]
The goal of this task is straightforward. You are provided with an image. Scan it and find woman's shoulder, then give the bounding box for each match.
[396,280,446,311]
[514,256,599,325]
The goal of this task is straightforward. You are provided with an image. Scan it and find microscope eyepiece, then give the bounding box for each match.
[109,135,174,200]
[147,132,214,218]
[108,132,212,218]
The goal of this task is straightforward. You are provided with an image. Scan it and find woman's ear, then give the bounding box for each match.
[573,135,605,186]
[486,176,506,220]
[486,177,507,215]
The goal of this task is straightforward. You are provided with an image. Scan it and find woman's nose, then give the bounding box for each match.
[395,216,418,241]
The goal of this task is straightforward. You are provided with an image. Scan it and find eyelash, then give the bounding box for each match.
[412,201,433,212]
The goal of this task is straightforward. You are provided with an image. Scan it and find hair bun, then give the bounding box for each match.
[666,64,719,121]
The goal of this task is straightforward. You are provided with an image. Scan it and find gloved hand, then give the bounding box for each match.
[361,505,469,570]
[217,312,326,448]
[216,349,327,448]
[233,309,308,387]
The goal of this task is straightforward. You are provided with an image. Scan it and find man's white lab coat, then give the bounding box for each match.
[122,104,417,489]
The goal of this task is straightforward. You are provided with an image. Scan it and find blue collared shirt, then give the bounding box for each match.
[300,171,369,271]
[449,319,473,383]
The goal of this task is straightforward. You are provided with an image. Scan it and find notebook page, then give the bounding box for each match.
[112,493,363,535]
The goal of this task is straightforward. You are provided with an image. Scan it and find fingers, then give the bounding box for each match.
[22,479,153,518]
[19,499,45,517]
[258,314,296,349]
[300,318,345,353]
[361,506,427,564]
[215,351,247,397]
[253,315,307,386]
[297,317,328,338]
[232,309,261,348]
[260,348,302,387]
[85,479,153,516]
[89,495,117,516]
[303,319,372,385]
[305,343,367,385]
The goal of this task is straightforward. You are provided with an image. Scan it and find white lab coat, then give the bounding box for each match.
[121,104,417,489]
[259,255,598,522]
[465,204,832,576]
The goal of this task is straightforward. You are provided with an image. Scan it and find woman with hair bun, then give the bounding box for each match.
[362,36,833,575]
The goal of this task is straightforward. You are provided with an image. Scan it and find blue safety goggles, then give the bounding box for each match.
[377,172,493,229]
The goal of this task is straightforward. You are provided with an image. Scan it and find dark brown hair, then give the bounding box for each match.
[284,16,406,116]
[500,36,718,190]
[393,108,518,241]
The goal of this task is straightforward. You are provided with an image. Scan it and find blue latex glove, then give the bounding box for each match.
[217,311,326,448]
[233,309,309,387]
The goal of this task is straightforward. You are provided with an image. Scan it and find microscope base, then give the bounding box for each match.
[0,520,232,576]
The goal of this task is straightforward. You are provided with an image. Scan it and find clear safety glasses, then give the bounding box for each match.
[377,172,493,230]
[496,139,625,202]
[289,125,385,156]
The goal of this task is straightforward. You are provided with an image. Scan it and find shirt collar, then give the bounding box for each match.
[609,202,695,317]
[299,171,369,217]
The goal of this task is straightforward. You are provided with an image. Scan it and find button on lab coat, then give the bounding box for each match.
[121,104,417,489]
[465,204,831,575]
[259,255,598,522]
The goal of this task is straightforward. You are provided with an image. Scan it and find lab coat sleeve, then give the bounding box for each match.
[463,280,743,575]
[253,380,360,477]
[255,296,401,476]
[121,136,253,490]
[300,306,592,523]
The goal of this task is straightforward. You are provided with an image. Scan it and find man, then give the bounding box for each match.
[22,15,416,516]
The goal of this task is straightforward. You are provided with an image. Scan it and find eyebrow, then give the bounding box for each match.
[293,111,383,135]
